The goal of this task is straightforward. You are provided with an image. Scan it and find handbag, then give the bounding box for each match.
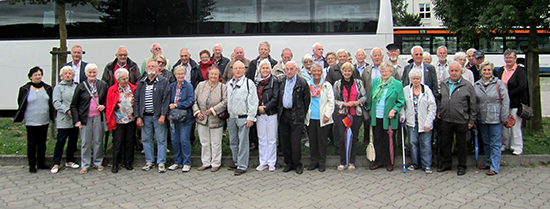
[169,108,187,122]
[216,83,229,120]
[517,103,534,120]
[83,82,108,131]
[366,126,375,161]
[496,83,515,128]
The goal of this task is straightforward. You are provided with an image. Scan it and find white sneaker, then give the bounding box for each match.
[407,165,416,171]
[141,162,155,171]
[50,166,59,174]
[512,150,522,155]
[268,165,276,172]
[182,165,191,172]
[256,165,268,171]
[167,149,170,153]
[65,162,80,169]
[158,163,166,173]
[168,164,182,170]
[501,145,507,152]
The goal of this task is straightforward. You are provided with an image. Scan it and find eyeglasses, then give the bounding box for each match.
[117,54,128,57]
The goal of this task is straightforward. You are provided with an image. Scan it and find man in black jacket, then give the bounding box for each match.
[102,46,140,87]
[211,43,230,76]
[278,61,311,174]
[245,41,278,80]
[62,45,87,83]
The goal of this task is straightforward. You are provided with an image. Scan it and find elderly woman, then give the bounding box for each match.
[476,61,510,175]
[106,68,137,173]
[300,54,314,81]
[51,66,79,174]
[305,63,334,172]
[192,66,227,172]
[155,55,175,83]
[199,50,213,82]
[333,62,367,171]
[495,49,528,155]
[324,51,337,79]
[14,66,54,173]
[422,52,432,64]
[167,65,195,172]
[70,63,108,174]
[400,68,436,174]
[453,52,475,84]
[367,61,405,172]
[253,60,280,172]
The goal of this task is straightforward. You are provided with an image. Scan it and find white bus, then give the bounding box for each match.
[0,0,394,115]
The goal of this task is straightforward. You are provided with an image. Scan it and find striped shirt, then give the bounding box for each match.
[144,82,154,113]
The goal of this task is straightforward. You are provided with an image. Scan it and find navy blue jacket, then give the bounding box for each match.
[169,80,195,121]
[134,75,170,118]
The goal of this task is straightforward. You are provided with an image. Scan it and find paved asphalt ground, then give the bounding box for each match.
[1,164,549,208]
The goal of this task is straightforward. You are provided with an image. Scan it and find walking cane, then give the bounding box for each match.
[401,123,406,173]
[388,125,394,165]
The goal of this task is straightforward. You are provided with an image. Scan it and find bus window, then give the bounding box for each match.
[479,37,504,54]
[400,36,430,54]
[432,36,458,54]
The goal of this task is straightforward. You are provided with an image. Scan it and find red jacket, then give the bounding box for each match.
[106,83,137,131]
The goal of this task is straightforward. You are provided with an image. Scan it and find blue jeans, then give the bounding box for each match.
[141,115,168,164]
[407,124,432,169]
[228,118,250,170]
[170,118,193,165]
[479,123,502,173]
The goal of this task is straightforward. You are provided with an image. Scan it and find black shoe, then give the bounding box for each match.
[37,164,49,169]
[228,165,238,170]
[29,166,37,173]
[234,169,246,176]
[307,163,318,171]
[111,166,119,173]
[318,165,326,172]
[457,167,466,176]
[283,165,294,172]
[125,164,134,170]
[295,166,303,174]
[437,167,451,172]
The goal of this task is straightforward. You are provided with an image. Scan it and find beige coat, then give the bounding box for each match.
[192,81,227,128]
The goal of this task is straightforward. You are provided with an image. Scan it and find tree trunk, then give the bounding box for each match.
[526,24,542,131]
[57,1,67,63]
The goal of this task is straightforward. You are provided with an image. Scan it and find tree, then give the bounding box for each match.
[8,0,99,62]
[392,0,422,26]
[433,0,550,131]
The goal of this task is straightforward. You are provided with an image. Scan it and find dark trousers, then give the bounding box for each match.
[190,124,196,146]
[26,125,48,167]
[363,121,370,146]
[373,119,396,167]
[249,123,258,148]
[307,120,329,166]
[53,127,79,165]
[334,115,362,165]
[439,121,468,169]
[279,109,303,168]
[112,121,136,166]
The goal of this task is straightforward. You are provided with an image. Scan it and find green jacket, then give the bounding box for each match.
[367,77,405,130]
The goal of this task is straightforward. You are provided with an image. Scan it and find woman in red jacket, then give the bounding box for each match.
[106,68,137,173]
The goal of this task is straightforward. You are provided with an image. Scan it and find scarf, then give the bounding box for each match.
[199,60,213,80]
[341,78,354,101]
[28,81,45,89]
[373,77,395,103]
[309,78,324,98]
[256,75,270,105]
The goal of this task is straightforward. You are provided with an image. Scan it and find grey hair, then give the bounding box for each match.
[449,61,462,71]
[151,43,160,50]
[379,61,394,73]
[173,65,187,75]
[115,68,129,81]
[259,41,270,50]
[454,52,467,60]
[312,42,321,50]
[281,48,293,56]
[212,43,222,51]
[423,52,432,60]
[466,48,476,54]
[370,47,383,56]
[408,68,423,80]
[410,46,424,54]
[286,60,297,68]
[356,49,366,56]
[259,59,273,71]
[311,63,323,71]
[301,54,314,64]
[479,61,495,71]
[117,45,128,53]
[437,46,447,52]
[336,49,348,56]
[84,63,98,74]
[59,66,74,77]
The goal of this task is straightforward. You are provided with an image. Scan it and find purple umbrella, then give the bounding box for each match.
[388,125,394,165]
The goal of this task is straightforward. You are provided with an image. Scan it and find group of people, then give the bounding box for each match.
[15,41,528,176]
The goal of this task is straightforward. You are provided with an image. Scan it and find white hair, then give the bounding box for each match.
[115,68,129,81]
[212,43,222,51]
[408,68,423,79]
[151,43,161,50]
[173,65,187,75]
[301,54,314,64]
[356,49,366,56]
[336,49,348,56]
[466,48,476,54]
[312,42,321,50]
[454,52,467,60]
[59,66,74,77]
[410,46,424,54]
[379,61,394,73]
[370,47,383,56]
[259,59,273,71]
[437,46,447,52]
[84,63,97,74]
[117,45,128,53]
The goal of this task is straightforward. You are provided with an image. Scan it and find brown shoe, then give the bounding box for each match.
[486,170,497,176]
[370,165,381,170]
[479,165,490,170]
[234,169,246,176]
[386,165,394,172]
[211,167,219,172]
[198,165,211,171]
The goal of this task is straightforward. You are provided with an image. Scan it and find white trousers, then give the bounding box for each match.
[502,108,523,152]
[198,124,223,167]
[256,114,278,166]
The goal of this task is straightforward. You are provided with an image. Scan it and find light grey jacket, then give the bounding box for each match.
[227,77,259,122]
[192,81,227,128]
[400,84,437,132]
[475,77,510,124]
[53,80,77,128]
[305,80,335,127]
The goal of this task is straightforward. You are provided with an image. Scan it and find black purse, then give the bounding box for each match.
[169,108,187,122]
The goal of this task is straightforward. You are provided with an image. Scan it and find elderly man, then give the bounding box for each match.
[471,50,485,82]
[272,48,293,79]
[245,41,278,80]
[134,61,171,173]
[437,62,476,176]
[386,43,403,77]
[436,46,450,85]
[227,61,258,176]
[278,61,311,174]
[312,42,329,69]
[223,47,251,83]
[102,46,140,87]
[172,48,201,88]
[465,48,477,69]
[354,49,369,76]
[402,46,439,99]
[325,49,360,85]
[62,45,87,83]
[141,43,169,74]
[211,43,230,76]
